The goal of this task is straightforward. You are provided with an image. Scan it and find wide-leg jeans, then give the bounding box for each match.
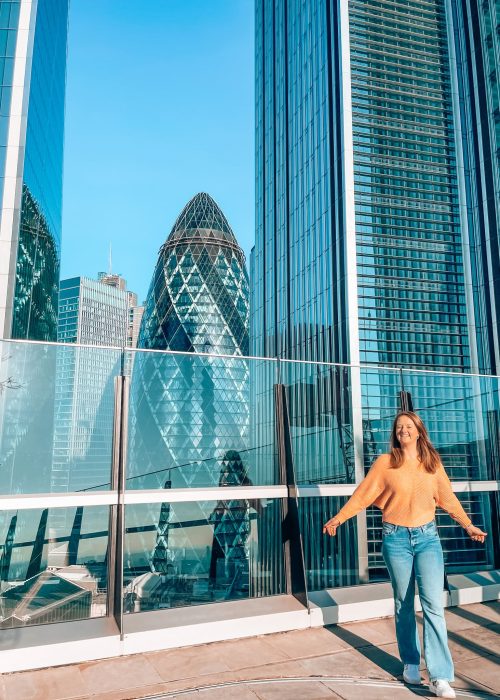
[382,519,454,682]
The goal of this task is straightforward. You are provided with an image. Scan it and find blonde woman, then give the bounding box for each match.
[323,411,487,699]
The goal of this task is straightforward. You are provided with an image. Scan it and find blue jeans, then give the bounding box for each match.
[382,520,454,682]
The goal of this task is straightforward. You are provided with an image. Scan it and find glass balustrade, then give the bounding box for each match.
[0,338,498,632]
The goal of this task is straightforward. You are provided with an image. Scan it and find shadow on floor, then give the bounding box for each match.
[445,603,499,632]
[416,606,500,666]
[325,624,402,678]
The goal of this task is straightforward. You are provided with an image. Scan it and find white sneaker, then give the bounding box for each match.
[403,664,422,684]
[429,680,456,698]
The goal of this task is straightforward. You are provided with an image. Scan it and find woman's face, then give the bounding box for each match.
[396,416,419,448]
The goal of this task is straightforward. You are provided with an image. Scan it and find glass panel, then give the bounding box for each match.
[123,499,285,611]
[361,366,402,470]
[0,505,109,629]
[279,361,355,484]
[300,496,372,590]
[0,339,121,493]
[126,350,279,488]
[401,370,500,480]
[441,492,497,573]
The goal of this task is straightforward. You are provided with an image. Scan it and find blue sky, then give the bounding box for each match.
[61,0,254,303]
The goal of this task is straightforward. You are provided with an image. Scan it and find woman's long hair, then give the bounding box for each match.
[389,411,441,473]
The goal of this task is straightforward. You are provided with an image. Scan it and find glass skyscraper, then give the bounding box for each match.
[129,192,250,486]
[0,0,68,342]
[127,193,251,608]
[53,275,134,493]
[253,0,499,582]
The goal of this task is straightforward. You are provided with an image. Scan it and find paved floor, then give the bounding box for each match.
[1,601,498,700]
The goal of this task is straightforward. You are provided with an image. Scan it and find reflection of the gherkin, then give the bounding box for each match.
[123,494,283,613]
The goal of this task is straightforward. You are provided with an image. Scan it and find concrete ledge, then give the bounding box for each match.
[123,595,309,656]
[308,570,500,626]
[448,569,500,605]
[0,617,121,673]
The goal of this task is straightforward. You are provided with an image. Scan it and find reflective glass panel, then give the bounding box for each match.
[361,366,402,470]
[279,361,355,484]
[123,499,285,611]
[0,339,120,493]
[126,350,279,488]
[0,505,109,628]
[401,370,500,481]
[300,497,367,590]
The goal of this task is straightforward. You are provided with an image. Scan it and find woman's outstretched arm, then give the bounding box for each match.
[323,454,387,535]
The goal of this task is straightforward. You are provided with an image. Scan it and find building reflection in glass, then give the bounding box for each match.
[0,506,109,629]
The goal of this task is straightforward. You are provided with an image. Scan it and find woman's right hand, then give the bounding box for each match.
[323,518,340,536]
[465,524,487,543]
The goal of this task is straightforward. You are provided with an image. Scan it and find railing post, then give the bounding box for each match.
[107,374,129,638]
[274,382,309,609]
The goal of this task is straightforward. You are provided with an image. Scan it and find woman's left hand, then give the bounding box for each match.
[465,524,487,543]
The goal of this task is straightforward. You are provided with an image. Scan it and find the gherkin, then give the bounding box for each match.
[138,192,249,355]
[127,194,251,604]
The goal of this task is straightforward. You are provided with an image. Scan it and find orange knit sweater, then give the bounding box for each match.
[334,454,472,528]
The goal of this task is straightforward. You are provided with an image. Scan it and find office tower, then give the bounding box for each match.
[53,274,136,493]
[0,1,69,341]
[127,303,144,348]
[253,0,498,582]
[452,0,500,374]
[127,193,251,606]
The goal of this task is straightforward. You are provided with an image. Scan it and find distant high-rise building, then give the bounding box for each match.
[58,275,131,347]
[127,303,144,349]
[0,1,69,341]
[53,274,136,493]
[128,193,251,605]
[252,0,498,584]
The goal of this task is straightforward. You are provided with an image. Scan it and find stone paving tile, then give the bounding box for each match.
[249,680,342,700]
[79,655,163,695]
[3,665,88,700]
[77,683,171,700]
[448,623,500,658]
[443,609,487,634]
[160,660,310,695]
[202,635,291,670]
[444,602,499,628]
[455,653,500,694]
[294,650,396,681]
[147,643,232,683]
[323,679,418,700]
[262,626,353,659]
[341,640,402,678]
[336,617,398,647]
[169,684,261,699]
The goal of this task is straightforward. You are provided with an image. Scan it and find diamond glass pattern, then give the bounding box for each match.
[126,194,252,605]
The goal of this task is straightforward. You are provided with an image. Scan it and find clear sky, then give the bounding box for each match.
[61,0,254,303]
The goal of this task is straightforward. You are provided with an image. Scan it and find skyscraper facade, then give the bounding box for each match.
[53,275,134,493]
[127,193,252,607]
[253,0,499,583]
[451,0,500,374]
[0,0,69,341]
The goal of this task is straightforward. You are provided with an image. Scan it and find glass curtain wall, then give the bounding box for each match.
[11,0,69,341]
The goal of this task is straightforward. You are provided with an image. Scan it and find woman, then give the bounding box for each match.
[323,411,487,699]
